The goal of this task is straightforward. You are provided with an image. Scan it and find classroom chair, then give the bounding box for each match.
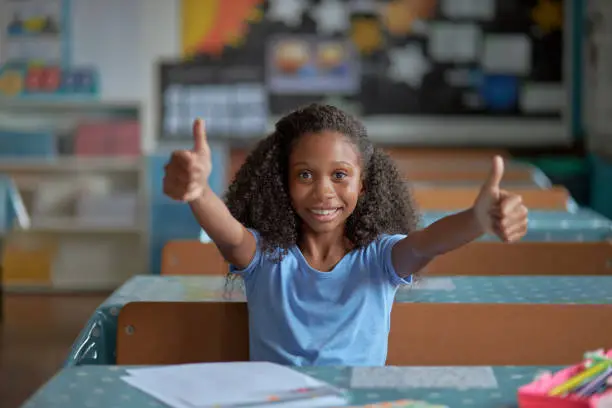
[163,239,611,277]
[383,147,509,161]
[403,168,537,184]
[116,301,612,366]
[393,157,548,185]
[387,303,612,365]
[117,301,249,364]
[413,186,571,211]
[161,241,228,275]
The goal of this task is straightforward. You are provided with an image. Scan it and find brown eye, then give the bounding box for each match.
[298,171,312,180]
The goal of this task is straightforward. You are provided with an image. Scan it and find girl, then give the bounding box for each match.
[163,104,528,366]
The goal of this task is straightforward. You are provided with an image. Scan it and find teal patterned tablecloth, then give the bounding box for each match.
[65,276,612,367]
[421,209,612,241]
[22,364,562,408]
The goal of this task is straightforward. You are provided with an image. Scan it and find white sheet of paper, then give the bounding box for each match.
[350,366,499,390]
[520,83,565,113]
[311,0,350,34]
[388,44,430,87]
[596,393,612,408]
[123,375,343,408]
[482,34,531,74]
[122,375,191,408]
[123,362,347,408]
[7,179,31,229]
[164,85,183,105]
[429,23,481,63]
[441,0,495,20]
[267,0,307,27]
[350,0,379,13]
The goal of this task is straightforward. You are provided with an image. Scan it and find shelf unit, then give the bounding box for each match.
[0,99,147,292]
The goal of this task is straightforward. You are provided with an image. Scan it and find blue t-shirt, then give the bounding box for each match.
[229,229,412,366]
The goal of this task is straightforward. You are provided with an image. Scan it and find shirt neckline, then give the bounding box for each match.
[290,245,354,279]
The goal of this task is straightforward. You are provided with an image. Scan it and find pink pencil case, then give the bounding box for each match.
[518,350,612,408]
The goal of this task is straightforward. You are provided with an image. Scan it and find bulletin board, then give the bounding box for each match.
[160,0,570,143]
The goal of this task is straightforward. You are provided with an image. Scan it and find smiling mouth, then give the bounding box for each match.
[308,208,342,222]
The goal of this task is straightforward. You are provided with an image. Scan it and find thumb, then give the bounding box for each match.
[483,155,504,191]
[192,118,207,152]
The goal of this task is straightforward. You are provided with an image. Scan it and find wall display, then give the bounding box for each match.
[266,36,360,95]
[1,0,68,66]
[0,0,101,99]
[173,0,566,121]
[159,62,267,140]
[0,64,98,98]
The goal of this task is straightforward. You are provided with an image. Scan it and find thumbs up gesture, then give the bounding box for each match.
[473,156,528,243]
[163,118,212,202]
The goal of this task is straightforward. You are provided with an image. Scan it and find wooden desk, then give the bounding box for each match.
[413,186,570,210]
[116,300,612,366]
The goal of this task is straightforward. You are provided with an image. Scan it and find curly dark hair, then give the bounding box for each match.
[224,103,419,259]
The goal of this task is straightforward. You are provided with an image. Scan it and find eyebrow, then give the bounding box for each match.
[292,161,355,167]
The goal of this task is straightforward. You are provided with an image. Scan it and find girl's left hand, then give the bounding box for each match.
[473,156,529,243]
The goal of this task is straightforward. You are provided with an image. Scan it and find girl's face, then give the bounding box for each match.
[288,131,363,235]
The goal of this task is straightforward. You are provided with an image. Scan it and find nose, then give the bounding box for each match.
[314,178,335,200]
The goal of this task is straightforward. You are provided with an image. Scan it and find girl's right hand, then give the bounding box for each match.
[163,118,213,202]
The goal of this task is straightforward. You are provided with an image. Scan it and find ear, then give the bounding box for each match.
[359,178,365,196]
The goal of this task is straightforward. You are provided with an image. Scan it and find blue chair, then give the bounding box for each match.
[148,142,228,275]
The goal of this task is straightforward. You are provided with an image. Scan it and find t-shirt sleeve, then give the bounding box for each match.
[377,234,413,286]
[228,228,262,280]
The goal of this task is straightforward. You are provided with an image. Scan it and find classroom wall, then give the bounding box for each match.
[137,0,181,154]
[69,0,181,153]
[1,0,581,150]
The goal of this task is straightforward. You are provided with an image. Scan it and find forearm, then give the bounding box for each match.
[392,208,485,278]
[391,209,484,278]
[188,190,255,267]
[410,208,484,258]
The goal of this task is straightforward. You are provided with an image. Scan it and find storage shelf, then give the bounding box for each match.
[0,99,148,292]
[28,218,141,234]
[0,156,141,172]
[0,98,140,112]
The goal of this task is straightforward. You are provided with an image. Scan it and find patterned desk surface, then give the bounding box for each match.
[23,365,561,408]
[422,209,612,242]
[65,276,612,367]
